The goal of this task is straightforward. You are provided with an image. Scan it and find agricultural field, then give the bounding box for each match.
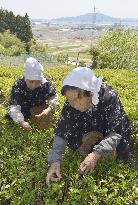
[32,24,106,65]
[0,65,138,204]
[0,24,98,68]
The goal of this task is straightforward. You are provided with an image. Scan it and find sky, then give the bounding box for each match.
[1,0,138,20]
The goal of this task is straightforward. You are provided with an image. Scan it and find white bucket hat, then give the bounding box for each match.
[62,67,103,105]
[24,57,45,82]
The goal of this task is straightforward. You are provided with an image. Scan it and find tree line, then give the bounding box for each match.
[0,8,33,52]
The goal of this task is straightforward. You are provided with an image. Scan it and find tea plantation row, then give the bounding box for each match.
[0,65,137,204]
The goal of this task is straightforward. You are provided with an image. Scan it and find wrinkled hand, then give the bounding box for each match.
[46,162,61,187]
[35,107,51,120]
[19,121,31,130]
[79,151,101,175]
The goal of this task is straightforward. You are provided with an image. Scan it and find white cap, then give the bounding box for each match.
[24,57,44,81]
[62,67,103,105]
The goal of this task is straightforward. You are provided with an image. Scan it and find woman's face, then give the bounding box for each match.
[26,80,41,90]
[65,90,92,112]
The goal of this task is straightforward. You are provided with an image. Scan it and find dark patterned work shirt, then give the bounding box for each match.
[9,77,56,118]
[55,84,130,150]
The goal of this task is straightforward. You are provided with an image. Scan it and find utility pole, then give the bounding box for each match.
[90,2,98,47]
[92,5,97,27]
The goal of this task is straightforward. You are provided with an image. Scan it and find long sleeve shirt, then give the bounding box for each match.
[8,77,58,123]
[48,83,130,164]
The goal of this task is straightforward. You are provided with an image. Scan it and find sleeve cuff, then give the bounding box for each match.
[8,105,24,123]
[93,132,122,156]
[47,135,67,164]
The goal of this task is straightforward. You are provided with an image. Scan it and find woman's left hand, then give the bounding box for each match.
[79,151,101,175]
[35,107,51,119]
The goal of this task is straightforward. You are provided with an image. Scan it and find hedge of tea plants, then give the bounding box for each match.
[0,65,137,205]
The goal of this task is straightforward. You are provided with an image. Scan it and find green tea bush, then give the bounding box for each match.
[90,28,138,70]
[0,65,137,204]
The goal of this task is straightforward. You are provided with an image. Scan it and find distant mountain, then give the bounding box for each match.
[31,13,138,26]
[49,12,138,25]
[50,13,116,24]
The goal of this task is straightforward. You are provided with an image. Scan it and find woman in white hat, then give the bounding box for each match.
[46,67,130,187]
[8,57,58,130]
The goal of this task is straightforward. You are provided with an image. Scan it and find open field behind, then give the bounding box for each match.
[32,24,106,64]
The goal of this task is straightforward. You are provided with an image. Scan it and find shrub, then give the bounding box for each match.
[30,41,48,53]
[57,54,67,63]
[90,28,138,70]
[78,60,86,67]
[0,31,26,56]
[0,44,5,55]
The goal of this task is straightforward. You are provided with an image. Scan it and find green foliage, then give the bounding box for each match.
[90,28,138,70]
[15,13,33,51]
[30,41,48,53]
[0,9,16,33]
[78,60,87,67]
[0,66,137,204]
[0,9,8,32]
[0,44,5,54]
[0,9,33,52]
[57,54,68,63]
[0,31,26,56]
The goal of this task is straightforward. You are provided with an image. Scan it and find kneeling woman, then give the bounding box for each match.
[46,67,130,186]
[8,57,58,130]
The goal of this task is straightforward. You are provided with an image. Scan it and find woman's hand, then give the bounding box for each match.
[46,162,61,187]
[79,151,101,175]
[19,121,31,130]
[35,107,51,120]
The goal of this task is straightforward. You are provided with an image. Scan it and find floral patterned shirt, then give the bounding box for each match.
[9,77,56,118]
[55,83,130,150]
